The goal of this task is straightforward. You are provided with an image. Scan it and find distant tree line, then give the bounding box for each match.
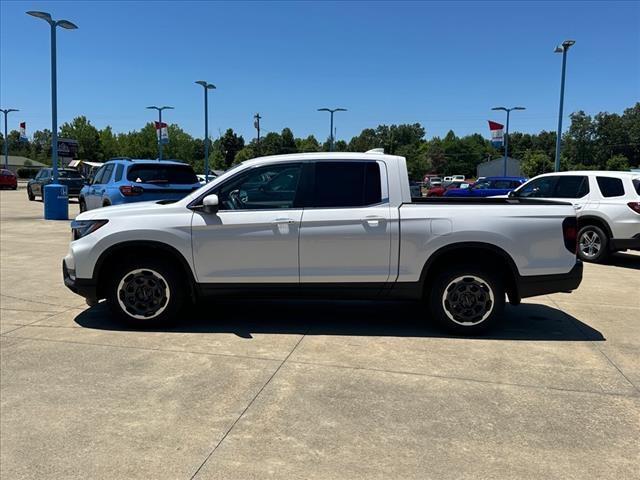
[1,103,638,180]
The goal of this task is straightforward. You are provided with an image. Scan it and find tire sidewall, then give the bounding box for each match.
[428,266,505,335]
[27,187,35,200]
[106,258,184,327]
[577,225,608,263]
[79,198,87,212]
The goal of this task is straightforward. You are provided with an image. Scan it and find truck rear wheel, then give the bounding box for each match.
[106,258,184,327]
[428,266,505,335]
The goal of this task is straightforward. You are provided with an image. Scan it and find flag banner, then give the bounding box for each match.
[19,122,27,142]
[488,120,504,147]
[155,121,169,144]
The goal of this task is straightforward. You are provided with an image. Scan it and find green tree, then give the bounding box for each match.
[605,154,630,171]
[521,150,553,177]
[220,128,245,168]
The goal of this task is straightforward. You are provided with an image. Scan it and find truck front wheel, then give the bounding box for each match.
[106,258,184,327]
[428,266,505,335]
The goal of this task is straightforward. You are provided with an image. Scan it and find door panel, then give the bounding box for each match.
[191,209,303,283]
[299,205,392,283]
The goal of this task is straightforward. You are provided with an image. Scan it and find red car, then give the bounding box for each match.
[427,180,470,197]
[0,169,17,190]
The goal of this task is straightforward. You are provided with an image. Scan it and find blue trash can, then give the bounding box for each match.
[43,183,69,220]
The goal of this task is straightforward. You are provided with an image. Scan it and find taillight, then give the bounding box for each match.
[627,202,640,214]
[562,217,578,255]
[119,185,144,196]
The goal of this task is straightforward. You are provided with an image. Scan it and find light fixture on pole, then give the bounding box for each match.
[553,40,575,172]
[0,108,19,169]
[491,106,526,176]
[27,10,78,220]
[195,81,216,182]
[317,107,347,151]
[146,105,174,160]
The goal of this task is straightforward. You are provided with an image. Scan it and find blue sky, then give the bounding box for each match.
[1,1,639,144]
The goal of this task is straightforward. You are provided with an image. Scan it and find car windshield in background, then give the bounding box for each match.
[59,170,83,178]
[127,164,198,184]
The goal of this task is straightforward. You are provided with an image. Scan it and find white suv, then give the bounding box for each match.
[510,171,640,262]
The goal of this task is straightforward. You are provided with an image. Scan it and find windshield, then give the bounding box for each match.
[127,164,198,184]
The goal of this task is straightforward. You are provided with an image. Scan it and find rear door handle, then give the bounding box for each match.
[272,218,296,224]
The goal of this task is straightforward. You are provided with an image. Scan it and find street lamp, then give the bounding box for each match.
[27,10,78,220]
[146,106,174,160]
[0,108,19,169]
[554,39,576,172]
[317,107,347,151]
[195,81,216,182]
[491,106,526,176]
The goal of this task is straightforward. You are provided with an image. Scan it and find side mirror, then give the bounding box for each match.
[508,190,516,198]
[203,194,219,214]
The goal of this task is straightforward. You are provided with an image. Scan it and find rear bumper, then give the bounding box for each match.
[63,260,97,302]
[517,261,583,299]
[610,234,640,251]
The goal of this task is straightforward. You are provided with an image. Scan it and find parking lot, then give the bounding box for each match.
[1,187,639,479]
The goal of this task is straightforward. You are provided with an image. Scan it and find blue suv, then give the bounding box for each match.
[79,158,201,212]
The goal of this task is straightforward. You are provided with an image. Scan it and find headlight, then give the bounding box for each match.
[71,219,108,240]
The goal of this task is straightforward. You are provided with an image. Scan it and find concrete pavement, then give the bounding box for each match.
[1,189,638,479]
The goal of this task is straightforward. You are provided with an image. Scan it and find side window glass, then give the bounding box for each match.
[215,163,303,210]
[596,176,625,198]
[101,164,115,184]
[312,161,381,208]
[114,164,124,182]
[517,177,557,197]
[554,176,589,198]
[92,167,106,185]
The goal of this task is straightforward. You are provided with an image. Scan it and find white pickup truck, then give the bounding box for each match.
[64,151,582,334]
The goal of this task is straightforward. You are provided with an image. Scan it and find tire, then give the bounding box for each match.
[79,198,87,213]
[428,265,505,335]
[106,257,185,327]
[27,187,35,201]
[102,200,111,208]
[577,225,608,263]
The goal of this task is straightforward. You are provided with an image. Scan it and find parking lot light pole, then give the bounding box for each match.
[146,106,174,160]
[554,40,576,172]
[317,108,347,151]
[1,108,19,169]
[491,106,526,176]
[195,81,216,182]
[27,10,77,220]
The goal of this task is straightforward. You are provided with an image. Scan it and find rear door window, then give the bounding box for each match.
[553,175,589,198]
[596,176,625,198]
[633,179,640,196]
[311,161,382,208]
[114,164,124,182]
[127,164,198,184]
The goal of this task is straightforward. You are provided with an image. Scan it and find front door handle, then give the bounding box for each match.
[364,215,384,227]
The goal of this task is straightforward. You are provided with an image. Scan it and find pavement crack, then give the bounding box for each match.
[189,329,309,480]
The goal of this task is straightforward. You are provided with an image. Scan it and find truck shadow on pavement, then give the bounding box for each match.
[605,252,640,270]
[75,300,604,342]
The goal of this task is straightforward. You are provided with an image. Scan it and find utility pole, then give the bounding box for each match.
[254,113,262,155]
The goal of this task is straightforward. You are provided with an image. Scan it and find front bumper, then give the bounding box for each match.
[610,234,640,251]
[517,261,583,299]
[63,260,98,303]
